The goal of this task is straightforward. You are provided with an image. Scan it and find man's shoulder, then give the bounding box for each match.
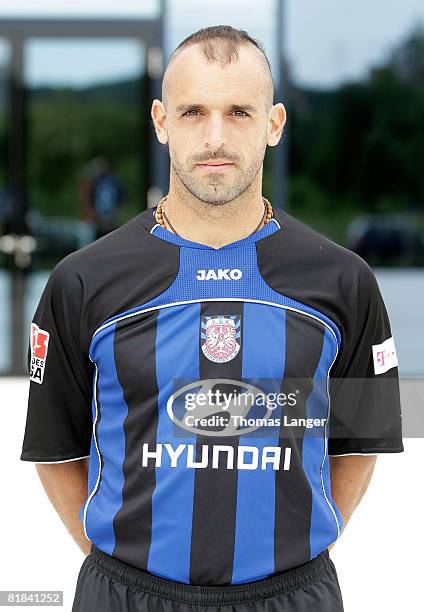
[52,208,163,279]
[258,209,380,331]
[269,207,375,285]
[45,208,178,345]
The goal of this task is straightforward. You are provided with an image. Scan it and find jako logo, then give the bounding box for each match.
[197,268,242,281]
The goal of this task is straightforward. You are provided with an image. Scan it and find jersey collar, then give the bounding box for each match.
[137,205,287,251]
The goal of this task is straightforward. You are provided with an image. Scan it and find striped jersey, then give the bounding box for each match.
[20,205,404,585]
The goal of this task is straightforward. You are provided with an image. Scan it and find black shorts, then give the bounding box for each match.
[72,544,344,611]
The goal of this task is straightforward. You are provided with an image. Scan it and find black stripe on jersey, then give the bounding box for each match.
[274,311,325,569]
[189,301,244,585]
[112,311,160,566]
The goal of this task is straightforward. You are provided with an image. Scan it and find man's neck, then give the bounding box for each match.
[159,189,267,249]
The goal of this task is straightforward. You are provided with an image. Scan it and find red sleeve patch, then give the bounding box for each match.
[30,323,50,384]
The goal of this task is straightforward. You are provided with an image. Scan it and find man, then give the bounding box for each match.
[79,157,126,239]
[20,25,403,612]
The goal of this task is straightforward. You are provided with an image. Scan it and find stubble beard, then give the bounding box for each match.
[168,139,267,207]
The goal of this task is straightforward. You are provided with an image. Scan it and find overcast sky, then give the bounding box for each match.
[0,0,423,89]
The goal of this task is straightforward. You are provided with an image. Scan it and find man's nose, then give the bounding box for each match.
[203,114,227,151]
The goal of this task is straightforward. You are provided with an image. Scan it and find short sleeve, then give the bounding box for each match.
[20,258,94,463]
[328,261,404,455]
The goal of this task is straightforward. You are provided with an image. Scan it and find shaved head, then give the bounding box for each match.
[162,28,274,113]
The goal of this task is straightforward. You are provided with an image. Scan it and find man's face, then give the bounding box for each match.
[158,45,274,205]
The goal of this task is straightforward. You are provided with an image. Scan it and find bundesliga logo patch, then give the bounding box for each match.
[30,323,50,384]
[372,336,398,375]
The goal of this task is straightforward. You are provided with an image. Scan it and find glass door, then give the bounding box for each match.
[0,38,12,372]
[23,37,146,371]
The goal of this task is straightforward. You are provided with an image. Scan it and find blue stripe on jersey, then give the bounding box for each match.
[147,303,198,583]
[232,303,286,583]
[85,322,128,554]
[80,391,99,524]
[302,327,340,558]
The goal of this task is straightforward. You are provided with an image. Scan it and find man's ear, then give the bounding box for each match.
[151,99,168,145]
[267,103,286,147]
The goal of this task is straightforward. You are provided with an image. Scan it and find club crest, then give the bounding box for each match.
[201,315,241,363]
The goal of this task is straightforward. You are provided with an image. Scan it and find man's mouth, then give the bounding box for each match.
[196,162,234,171]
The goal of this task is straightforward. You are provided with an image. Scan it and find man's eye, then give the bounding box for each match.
[182,110,249,117]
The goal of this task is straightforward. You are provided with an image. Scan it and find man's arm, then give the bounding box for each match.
[327,454,377,550]
[35,458,91,556]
